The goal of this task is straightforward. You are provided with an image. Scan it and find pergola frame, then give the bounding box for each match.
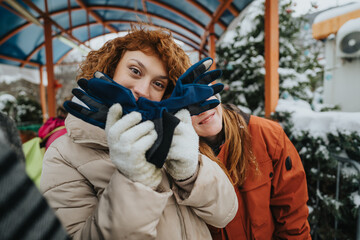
[0,0,279,119]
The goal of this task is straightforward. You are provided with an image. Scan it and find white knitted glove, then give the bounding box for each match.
[165,109,199,180]
[105,104,162,189]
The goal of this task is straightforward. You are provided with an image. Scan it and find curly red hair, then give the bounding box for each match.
[78,24,191,98]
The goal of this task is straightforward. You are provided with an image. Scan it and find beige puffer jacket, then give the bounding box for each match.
[40,114,238,240]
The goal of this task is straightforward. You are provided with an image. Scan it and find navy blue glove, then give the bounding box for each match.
[63,73,172,168]
[180,57,223,115]
[63,87,109,129]
[137,57,223,116]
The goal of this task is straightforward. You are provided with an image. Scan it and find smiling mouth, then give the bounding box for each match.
[199,112,215,125]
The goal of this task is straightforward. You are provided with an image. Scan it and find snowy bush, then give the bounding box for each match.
[274,99,360,239]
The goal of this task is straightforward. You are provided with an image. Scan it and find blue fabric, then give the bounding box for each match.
[64,88,109,129]
[65,57,223,128]
[138,57,223,115]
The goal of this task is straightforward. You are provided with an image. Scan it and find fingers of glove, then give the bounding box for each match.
[77,79,106,104]
[188,99,220,116]
[64,101,106,128]
[105,104,124,134]
[107,109,143,139]
[119,120,156,149]
[179,57,213,84]
[211,83,224,95]
[194,69,222,85]
[77,78,89,91]
[168,84,214,106]
[131,127,158,155]
[174,109,192,124]
[94,71,114,83]
[72,88,105,108]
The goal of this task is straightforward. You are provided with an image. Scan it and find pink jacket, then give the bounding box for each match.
[38,117,67,149]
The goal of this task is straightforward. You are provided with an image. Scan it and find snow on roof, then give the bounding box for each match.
[313,3,360,24]
[0,63,47,85]
[337,17,360,36]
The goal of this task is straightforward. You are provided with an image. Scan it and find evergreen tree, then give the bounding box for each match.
[273,109,359,240]
[1,94,42,125]
[217,0,323,114]
[217,0,359,238]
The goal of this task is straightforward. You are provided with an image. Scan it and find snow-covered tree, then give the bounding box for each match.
[216,0,359,238]
[0,92,42,125]
[274,99,360,239]
[217,0,324,114]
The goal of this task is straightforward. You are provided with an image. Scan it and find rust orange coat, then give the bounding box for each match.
[210,115,311,240]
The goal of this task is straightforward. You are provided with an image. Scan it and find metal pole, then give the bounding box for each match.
[314,160,320,240]
[357,182,360,240]
[334,161,341,240]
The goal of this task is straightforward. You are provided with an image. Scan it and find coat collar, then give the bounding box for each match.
[65,114,108,149]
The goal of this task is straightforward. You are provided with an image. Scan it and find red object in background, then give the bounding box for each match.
[38,117,67,149]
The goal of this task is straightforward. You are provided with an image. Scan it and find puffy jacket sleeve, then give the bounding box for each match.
[268,124,311,239]
[171,154,238,228]
[40,138,173,240]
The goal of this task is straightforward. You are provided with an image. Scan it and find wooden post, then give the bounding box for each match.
[264,0,279,118]
[39,66,47,122]
[209,25,216,70]
[44,1,56,118]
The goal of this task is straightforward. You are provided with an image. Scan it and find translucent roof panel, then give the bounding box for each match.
[0,0,253,68]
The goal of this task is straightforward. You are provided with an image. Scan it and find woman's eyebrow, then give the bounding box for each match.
[130,58,168,80]
[130,59,146,69]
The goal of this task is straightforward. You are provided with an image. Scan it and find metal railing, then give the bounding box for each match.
[332,154,360,240]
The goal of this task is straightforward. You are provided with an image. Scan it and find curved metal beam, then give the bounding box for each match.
[199,0,233,52]
[55,29,208,67]
[2,4,219,59]
[0,54,40,67]
[89,6,203,39]
[0,21,31,45]
[75,0,118,33]
[186,0,226,29]
[49,6,208,40]
[22,0,84,46]
[21,20,207,68]
[2,2,226,68]
[145,0,206,29]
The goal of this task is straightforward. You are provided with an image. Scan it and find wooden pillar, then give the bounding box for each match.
[209,25,216,70]
[264,0,279,118]
[44,2,56,117]
[39,66,47,122]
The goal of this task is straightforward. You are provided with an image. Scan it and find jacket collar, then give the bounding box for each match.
[65,114,108,149]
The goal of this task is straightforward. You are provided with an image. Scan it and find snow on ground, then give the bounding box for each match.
[276,98,360,139]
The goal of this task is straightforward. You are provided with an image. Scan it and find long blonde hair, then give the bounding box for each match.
[199,104,258,186]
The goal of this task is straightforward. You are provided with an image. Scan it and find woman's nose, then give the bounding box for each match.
[132,82,150,100]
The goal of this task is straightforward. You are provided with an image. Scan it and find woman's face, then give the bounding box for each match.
[191,98,223,139]
[113,50,168,101]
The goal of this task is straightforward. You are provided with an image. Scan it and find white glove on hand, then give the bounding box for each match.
[165,109,199,180]
[105,104,162,189]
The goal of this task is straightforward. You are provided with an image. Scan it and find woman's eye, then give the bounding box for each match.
[154,81,165,89]
[130,67,140,75]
